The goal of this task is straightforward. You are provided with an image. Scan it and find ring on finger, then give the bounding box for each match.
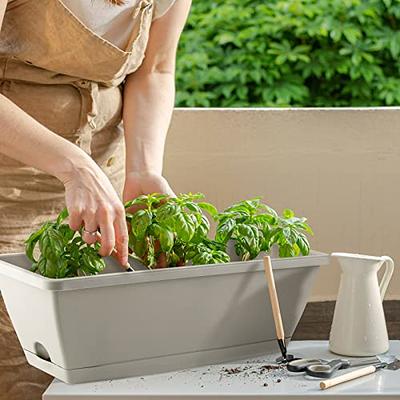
[83,228,98,236]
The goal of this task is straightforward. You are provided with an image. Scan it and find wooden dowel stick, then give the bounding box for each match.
[263,256,285,341]
[320,365,377,390]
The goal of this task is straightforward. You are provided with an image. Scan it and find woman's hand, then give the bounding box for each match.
[123,171,176,204]
[0,94,127,267]
[61,159,129,267]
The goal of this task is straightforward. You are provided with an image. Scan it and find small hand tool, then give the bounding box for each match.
[287,357,378,376]
[263,256,297,363]
[320,357,400,390]
[306,358,379,378]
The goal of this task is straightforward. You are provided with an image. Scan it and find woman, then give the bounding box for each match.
[0,0,191,397]
[0,0,191,265]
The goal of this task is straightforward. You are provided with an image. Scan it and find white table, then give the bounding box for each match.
[43,341,400,399]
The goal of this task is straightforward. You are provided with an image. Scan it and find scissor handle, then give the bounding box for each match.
[287,358,326,373]
[306,359,350,378]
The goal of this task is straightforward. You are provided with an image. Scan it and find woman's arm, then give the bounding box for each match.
[0,96,128,265]
[0,3,128,265]
[122,0,191,202]
[0,95,88,184]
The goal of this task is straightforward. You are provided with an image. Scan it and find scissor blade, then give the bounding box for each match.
[386,359,400,370]
[377,354,396,364]
[349,357,379,368]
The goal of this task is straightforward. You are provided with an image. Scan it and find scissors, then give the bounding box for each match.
[287,357,379,378]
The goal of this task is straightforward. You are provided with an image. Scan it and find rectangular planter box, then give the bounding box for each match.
[0,251,329,384]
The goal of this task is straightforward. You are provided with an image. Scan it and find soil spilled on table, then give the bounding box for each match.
[93,360,302,393]
[218,362,287,387]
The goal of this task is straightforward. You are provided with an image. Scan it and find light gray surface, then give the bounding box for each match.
[43,340,400,399]
[0,252,328,383]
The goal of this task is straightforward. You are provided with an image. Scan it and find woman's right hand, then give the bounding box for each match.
[0,89,127,267]
[60,159,129,267]
[0,90,128,266]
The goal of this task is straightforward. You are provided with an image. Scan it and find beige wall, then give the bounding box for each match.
[164,108,400,301]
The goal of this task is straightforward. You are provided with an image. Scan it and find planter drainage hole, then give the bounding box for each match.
[34,342,51,362]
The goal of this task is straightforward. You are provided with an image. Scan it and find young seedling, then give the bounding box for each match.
[124,192,229,268]
[25,208,106,278]
[214,198,313,261]
[269,208,314,258]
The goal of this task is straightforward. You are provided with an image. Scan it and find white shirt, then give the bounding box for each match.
[61,0,174,50]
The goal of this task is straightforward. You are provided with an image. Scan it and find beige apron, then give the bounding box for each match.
[0,0,169,253]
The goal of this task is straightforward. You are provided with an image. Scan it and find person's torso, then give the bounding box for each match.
[0,0,173,154]
[1,0,155,85]
[60,0,141,51]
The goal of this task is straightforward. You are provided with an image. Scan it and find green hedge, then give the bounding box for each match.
[175,0,400,107]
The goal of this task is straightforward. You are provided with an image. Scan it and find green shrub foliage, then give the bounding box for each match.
[176,0,400,107]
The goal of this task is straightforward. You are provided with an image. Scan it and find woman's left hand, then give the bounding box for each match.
[123,171,176,205]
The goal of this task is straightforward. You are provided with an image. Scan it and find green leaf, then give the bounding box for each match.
[131,210,152,239]
[198,202,218,218]
[192,214,210,243]
[156,202,180,222]
[215,218,235,243]
[296,234,310,256]
[37,257,47,276]
[174,211,196,242]
[132,236,147,258]
[56,258,70,278]
[283,209,295,219]
[124,198,145,209]
[185,202,202,214]
[159,227,174,252]
[279,244,296,258]
[56,208,69,225]
[25,222,51,262]
[81,250,106,275]
[343,27,361,44]
[39,227,64,261]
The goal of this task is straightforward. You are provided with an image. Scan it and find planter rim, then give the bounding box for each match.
[0,251,329,292]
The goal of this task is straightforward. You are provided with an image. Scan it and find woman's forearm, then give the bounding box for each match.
[122,69,175,176]
[122,0,191,177]
[0,93,92,182]
[0,94,129,264]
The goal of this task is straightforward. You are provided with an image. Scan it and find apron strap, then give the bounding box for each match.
[74,80,100,155]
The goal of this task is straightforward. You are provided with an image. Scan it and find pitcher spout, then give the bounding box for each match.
[331,252,384,273]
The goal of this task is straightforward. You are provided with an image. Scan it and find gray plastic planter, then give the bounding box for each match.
[0,251,329,384]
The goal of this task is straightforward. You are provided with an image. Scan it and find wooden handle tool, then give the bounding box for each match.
[320,365,379,390]
[263,256,293,362]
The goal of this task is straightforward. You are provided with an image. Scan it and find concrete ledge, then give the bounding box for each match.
[164,108,400,301]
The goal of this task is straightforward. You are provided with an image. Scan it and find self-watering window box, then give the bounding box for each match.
[0,251,329,384]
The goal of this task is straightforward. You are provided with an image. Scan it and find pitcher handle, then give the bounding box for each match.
[379,256,394,300]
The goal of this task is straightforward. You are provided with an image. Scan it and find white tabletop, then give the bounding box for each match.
[43,341,400,399]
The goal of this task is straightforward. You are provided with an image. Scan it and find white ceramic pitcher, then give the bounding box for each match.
[329,252,394,356]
